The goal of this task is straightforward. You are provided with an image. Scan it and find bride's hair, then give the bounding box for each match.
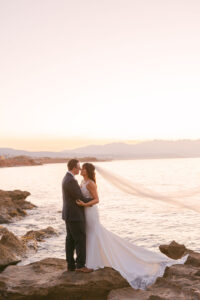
[82,163,96,183]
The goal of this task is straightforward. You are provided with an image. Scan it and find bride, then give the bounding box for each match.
[76,163,188,290]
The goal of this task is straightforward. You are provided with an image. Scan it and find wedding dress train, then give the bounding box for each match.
[81,180,188,290]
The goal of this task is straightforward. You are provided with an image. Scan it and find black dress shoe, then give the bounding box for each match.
[68,268,75,271]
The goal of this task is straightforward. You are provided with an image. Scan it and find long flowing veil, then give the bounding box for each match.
[95,165,200,213]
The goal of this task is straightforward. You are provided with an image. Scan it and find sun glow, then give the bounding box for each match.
[0,0,200,150]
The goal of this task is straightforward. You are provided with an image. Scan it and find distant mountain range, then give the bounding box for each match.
[1,140,200,159]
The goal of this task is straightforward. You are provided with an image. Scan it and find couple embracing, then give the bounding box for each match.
[62,159,188,289]
[62,159,97,273]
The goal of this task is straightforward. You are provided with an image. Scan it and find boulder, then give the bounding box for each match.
[0,190,36,224]
[159,241,187,259]
[0,226,58,271]
[21,226,58,251]
[23,226,58,242]
[0,227,26,271]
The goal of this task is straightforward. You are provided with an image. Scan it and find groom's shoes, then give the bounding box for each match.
[76,267,93,273]
[68,268,75,272]
[67,265,76,272]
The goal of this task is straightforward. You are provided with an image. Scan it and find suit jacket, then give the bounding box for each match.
[62,172,91,222]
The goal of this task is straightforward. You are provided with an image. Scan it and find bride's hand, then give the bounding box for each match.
[76,200,86,206]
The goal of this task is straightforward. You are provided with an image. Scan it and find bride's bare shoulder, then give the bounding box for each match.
[86,180,97,189]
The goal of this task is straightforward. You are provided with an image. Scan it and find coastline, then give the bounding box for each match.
[0,156,109,168]
[1,155,200,169]
[1,188,200,299]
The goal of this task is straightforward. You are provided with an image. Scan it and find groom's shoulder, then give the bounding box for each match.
[63,172,76,183]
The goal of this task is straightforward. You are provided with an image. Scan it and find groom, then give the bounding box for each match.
[62,159,93,273]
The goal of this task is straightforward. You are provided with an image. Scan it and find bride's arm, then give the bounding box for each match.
[76,181,99,207]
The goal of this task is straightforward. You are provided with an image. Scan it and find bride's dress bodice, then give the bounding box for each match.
[80,180,100,230]
[80,180,92,198]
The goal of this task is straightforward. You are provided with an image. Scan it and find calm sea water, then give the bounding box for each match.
[0,158,200,265]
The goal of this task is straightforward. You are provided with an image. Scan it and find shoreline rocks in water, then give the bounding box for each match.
[21,226,58,250]
[0,226,58,271]
[0,226,26,272]
[0,190,36,224]
[1,242,200,299]
[159,240,187,259]
[0,189,59,271]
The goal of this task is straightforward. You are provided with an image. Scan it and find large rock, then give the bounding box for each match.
[0,190,36,224]
[0,227,26,271]
[159,240,187,259]
[108,242,200,300]
[21,226,58,251]
[0,258,129,300]
[0,226,58,271]
[23,226,58,242]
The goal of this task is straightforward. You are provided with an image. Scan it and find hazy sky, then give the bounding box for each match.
[0,0,200,150]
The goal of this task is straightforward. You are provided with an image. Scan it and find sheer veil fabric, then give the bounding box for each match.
[95,165,200,214]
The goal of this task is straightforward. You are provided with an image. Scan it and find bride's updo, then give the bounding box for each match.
[82,163,96,183]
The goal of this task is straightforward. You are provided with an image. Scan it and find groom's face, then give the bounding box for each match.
[74,162,81,175]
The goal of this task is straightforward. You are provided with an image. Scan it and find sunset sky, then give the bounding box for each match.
[0,0,200,151]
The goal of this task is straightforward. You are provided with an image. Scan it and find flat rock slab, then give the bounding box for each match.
[108,287,151,300]
[0,258,129,300]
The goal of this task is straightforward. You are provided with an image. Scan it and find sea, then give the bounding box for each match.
[0,158,200,265]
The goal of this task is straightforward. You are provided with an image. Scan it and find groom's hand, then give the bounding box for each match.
[76,200,93,207]
[76,199,86,206]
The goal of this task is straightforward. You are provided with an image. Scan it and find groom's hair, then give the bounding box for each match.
[67,159,79,171]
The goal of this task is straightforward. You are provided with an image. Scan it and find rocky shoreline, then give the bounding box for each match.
[0,241,200,299]
[0,226,58,271]
[0,156,42,167]
[0,190,58,271]
[1,189,200,299]
[0,155,107,168]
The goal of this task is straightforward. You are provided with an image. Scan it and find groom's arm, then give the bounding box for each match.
[68,179,92,203]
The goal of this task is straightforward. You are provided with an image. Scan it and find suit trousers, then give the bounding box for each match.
[65,221,86,269]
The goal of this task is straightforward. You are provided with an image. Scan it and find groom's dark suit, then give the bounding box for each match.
[62,172,91,269]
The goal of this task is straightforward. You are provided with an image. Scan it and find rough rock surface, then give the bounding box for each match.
[0,227,58,271]
[159,240,187,259]
[0,190,35,224]
[108,242,200,300]
[0,258,129,300]
[21,226,58,251]
[1,238,200,300]
[0,227,26,271]
[23,226,58,242]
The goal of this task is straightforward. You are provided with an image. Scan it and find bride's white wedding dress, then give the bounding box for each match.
[81,180,188,290]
